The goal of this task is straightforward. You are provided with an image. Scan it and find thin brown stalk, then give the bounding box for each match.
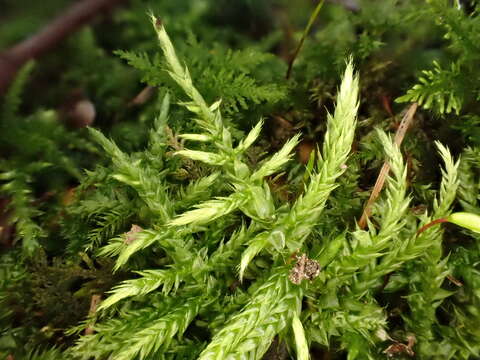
[0,0,126,94]
[358,103,418,229]
[415,217,448,236]
[84,294,102,335]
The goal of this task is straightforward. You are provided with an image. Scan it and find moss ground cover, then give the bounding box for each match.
[1,1,480,359]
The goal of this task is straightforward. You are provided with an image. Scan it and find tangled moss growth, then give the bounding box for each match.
[1,1,480,359]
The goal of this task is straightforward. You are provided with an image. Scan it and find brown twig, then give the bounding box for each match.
[358,103,418,229]
[446,274,463,287]
[84,294,102,335]
[0,0,127,95]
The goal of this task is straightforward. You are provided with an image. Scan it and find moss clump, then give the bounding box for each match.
[1,1,480,359]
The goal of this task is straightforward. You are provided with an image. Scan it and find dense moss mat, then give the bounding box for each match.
[1,1,480,359]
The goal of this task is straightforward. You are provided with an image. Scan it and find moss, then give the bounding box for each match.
[1,0,480,359]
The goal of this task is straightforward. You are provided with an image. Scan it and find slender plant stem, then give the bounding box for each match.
[416,217,448,235]
[358,103,418,229]
[286,0,325,79]
[85,294,102,335]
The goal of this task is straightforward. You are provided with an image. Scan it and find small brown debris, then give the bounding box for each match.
[124,224,143,244]
[129,85,155,106]
[410,204,427,215]
[61,187,77,206]
[297,140,315,164]
[447,274,463,287]
[380,93,394,117]
[289,253,321,285]
[383,334,416,358]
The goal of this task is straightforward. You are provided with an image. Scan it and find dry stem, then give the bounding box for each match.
[358,103,418,229]
[0,0,126,94]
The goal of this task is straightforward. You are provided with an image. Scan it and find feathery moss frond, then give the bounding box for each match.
[397,60,464,114]
[239,59,359,278]
[198,269,302,360]
[98,268,181,310]
[2,62,35,120]
[112,296,203,360]
[89,128,171,222]
[404,142,460,353]
[328,128,410,296]
[0,168,46,254]
[170,193,248,226]
[99,227,190,271]
[251,134,301,181]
